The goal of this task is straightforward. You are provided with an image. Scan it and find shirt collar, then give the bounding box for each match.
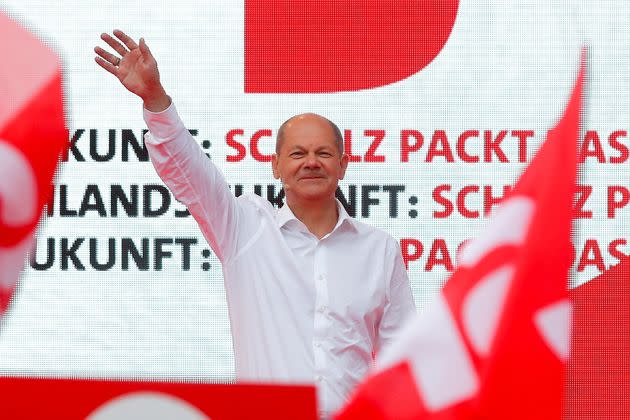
[276,199,358,233]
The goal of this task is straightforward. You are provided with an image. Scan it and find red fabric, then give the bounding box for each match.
[470,53,583,420]
[337,362,426,420]
[0,73,66,247]
[566,257,630,419]
[0,13,67,314]
[336,54,584,420]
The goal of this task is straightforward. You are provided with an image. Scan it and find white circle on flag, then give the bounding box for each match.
[0,140,38,227]
[87,391,210,420]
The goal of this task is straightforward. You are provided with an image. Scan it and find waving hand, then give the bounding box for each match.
[94,30,170,111]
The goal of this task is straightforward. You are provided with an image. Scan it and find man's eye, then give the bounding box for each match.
[290,152,304,158]
[319,152,332,157]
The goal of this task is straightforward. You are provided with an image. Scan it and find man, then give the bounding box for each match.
[95,30,416,416]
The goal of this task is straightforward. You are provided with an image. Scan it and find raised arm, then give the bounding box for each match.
[94,31,256,263]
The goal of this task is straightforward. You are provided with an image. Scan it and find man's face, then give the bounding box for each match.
[272,114,348,204]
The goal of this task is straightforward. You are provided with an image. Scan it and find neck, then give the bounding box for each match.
[286,197,339,239]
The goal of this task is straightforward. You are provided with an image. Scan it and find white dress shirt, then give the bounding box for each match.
[143,102,416,415]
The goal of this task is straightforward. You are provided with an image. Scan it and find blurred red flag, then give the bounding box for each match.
[566,257,630,419]
[0,13,67,315]
[336,53,584,420]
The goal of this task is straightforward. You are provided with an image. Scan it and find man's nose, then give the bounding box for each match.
[304,153,321,168]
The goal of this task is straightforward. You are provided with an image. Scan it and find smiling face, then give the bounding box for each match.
[272,114,348,206]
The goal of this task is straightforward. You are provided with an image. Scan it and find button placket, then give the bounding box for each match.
[312,244,330,408]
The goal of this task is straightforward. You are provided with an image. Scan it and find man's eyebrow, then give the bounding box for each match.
[287,143,337,152]
[318,145,336,151]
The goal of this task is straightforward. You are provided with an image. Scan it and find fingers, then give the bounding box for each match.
[94,46,121,67]
[100,32,128,57]
[94,56,118,76]
[139,37,153,60]
[113,29,139,51]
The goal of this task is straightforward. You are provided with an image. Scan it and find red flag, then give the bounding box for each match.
[0,13,67,315]
[336,53,584,420]
[566,257,630,419]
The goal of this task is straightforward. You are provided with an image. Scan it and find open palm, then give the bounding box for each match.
[94,30,165,105]
[116,47,157,97]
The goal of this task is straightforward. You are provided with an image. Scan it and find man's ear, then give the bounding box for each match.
[338,154,349,180]
[271,154,280,179]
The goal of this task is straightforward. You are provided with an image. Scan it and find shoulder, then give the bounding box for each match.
[237,192,276,215]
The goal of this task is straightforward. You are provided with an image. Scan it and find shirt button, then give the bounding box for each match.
[316,375,324,382]
[318,274,325,282]
[315,342,321,348]
[318,306,327,313]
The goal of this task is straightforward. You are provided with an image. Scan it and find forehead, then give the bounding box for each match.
[280,114,338,150]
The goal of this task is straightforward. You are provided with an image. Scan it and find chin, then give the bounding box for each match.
[292,187,335,202]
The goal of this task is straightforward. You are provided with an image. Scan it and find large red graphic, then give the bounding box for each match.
[245,0,459,93]
[566,257,630,419]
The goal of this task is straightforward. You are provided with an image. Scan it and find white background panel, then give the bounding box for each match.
[0,0,628,381]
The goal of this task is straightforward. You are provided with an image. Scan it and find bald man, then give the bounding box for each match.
[95,30,415,417]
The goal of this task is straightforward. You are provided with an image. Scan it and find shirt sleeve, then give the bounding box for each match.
[143,101,242,263]
[375,239,417,354]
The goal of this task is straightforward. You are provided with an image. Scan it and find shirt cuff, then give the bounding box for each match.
[142,98,185,141]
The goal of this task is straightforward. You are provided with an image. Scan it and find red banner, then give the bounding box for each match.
[0,377,317,419]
